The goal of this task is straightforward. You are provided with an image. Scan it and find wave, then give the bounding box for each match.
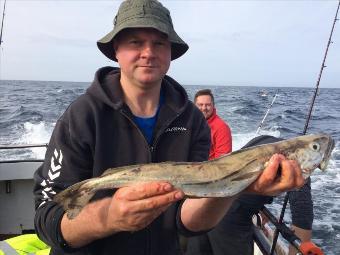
[0,121,51,160]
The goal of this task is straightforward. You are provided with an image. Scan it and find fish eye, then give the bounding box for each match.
[310,142,320,151]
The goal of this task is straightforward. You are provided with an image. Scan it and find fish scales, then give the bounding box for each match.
[54,133,335,219]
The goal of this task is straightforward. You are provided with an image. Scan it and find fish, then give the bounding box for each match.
[54,133,334,219]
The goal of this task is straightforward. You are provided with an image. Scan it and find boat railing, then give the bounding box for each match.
[0,144,48,180]
[0,144,48,149]
[0,143,48,163]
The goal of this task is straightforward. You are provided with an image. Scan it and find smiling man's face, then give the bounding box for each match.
[195,95,214,119]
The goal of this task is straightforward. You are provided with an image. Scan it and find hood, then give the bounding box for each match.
[86,66,189,113]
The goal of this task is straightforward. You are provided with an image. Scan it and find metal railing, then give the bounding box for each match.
[0,143,48,163]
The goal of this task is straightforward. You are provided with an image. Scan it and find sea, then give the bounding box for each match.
[0,80,339,254]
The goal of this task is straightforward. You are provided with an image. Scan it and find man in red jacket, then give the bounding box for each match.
[194,89,232,159]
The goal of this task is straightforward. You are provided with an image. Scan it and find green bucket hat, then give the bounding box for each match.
[97,0,189,61]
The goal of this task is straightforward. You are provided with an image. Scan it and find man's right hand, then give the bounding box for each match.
[104,181,184,232]
[61,182,184,248]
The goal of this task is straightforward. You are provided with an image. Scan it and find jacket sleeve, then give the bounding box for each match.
[289,177,313,230]
[213,122,232,158]
[33,115,93,252]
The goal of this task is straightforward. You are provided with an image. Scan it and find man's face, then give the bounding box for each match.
[114,28,171,90]
[195,95,214,119]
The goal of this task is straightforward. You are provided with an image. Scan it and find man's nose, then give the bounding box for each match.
[141,43,156,58]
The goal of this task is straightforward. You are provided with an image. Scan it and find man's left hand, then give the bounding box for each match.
[247,154,305,196]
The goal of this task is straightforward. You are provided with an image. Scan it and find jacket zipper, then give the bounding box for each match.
[121,109,183,255]
[120,110,152,160]
[120,110,152,254]
[147,113,183,254]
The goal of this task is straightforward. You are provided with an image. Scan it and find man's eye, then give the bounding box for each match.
[155,40,169,47]
[129,40,140,45]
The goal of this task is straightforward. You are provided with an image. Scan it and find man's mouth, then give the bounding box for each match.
[140,65,156,68]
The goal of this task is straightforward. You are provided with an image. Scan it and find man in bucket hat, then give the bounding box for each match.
[34,1,304,254]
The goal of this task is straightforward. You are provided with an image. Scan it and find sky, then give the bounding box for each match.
[0,0,339,88]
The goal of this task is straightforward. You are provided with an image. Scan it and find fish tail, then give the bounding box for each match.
[54,179,97,220]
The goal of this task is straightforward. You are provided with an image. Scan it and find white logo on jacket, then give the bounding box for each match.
[39,149,63,207]
[165,127,187,133]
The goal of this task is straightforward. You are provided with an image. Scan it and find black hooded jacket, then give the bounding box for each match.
[33,67,210,255]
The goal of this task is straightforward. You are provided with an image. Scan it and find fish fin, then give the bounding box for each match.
[101,164,142,176]
[54,179,96,220]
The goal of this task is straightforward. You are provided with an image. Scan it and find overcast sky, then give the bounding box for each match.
[0,0,339,88]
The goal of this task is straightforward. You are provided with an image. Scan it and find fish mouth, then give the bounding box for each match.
[319,136,335,171]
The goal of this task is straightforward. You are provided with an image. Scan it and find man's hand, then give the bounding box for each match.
[247,154,305,196]
[61,181,184,248]
[105,181,184,232]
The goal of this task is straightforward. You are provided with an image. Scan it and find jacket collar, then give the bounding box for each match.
[207,108,217,124]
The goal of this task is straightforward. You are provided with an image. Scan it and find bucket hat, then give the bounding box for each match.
[97,0,189,61]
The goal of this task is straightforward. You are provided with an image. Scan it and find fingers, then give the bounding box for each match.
[120,204,171,231]
[134,191,183,212]
[107,182,184,232]
[132,182,172,200]
[284,160,304,188]
[255,154,284,188]
[272,159,296,193]
[114,181,184,213]
[280,160,304,188]
[250,154,283,193]
[249,154,305,196]
[266,160,304,195]
[117,181,182,201]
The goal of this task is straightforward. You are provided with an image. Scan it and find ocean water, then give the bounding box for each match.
[0,80,339,254]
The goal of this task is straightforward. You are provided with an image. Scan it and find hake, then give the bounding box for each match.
[54,133,335,219]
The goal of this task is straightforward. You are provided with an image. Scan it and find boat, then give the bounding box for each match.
[0,144,45,240]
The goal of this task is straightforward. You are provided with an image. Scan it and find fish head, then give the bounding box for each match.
[291,134,335,177]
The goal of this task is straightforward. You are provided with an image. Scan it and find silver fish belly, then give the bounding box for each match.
[54,133,334,219]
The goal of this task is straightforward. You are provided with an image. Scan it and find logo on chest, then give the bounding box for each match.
[165,126,188,133]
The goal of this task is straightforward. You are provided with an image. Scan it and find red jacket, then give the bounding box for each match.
[207,109,232,159]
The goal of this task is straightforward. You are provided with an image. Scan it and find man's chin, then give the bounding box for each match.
[138,73,164,84]
[136,77,163,88]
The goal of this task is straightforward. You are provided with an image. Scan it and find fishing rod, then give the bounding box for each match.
[256,91,279,135]
[257,207,323,255]
[0,0,6,46]
[269,1,340,254]
[302,0,340,135]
